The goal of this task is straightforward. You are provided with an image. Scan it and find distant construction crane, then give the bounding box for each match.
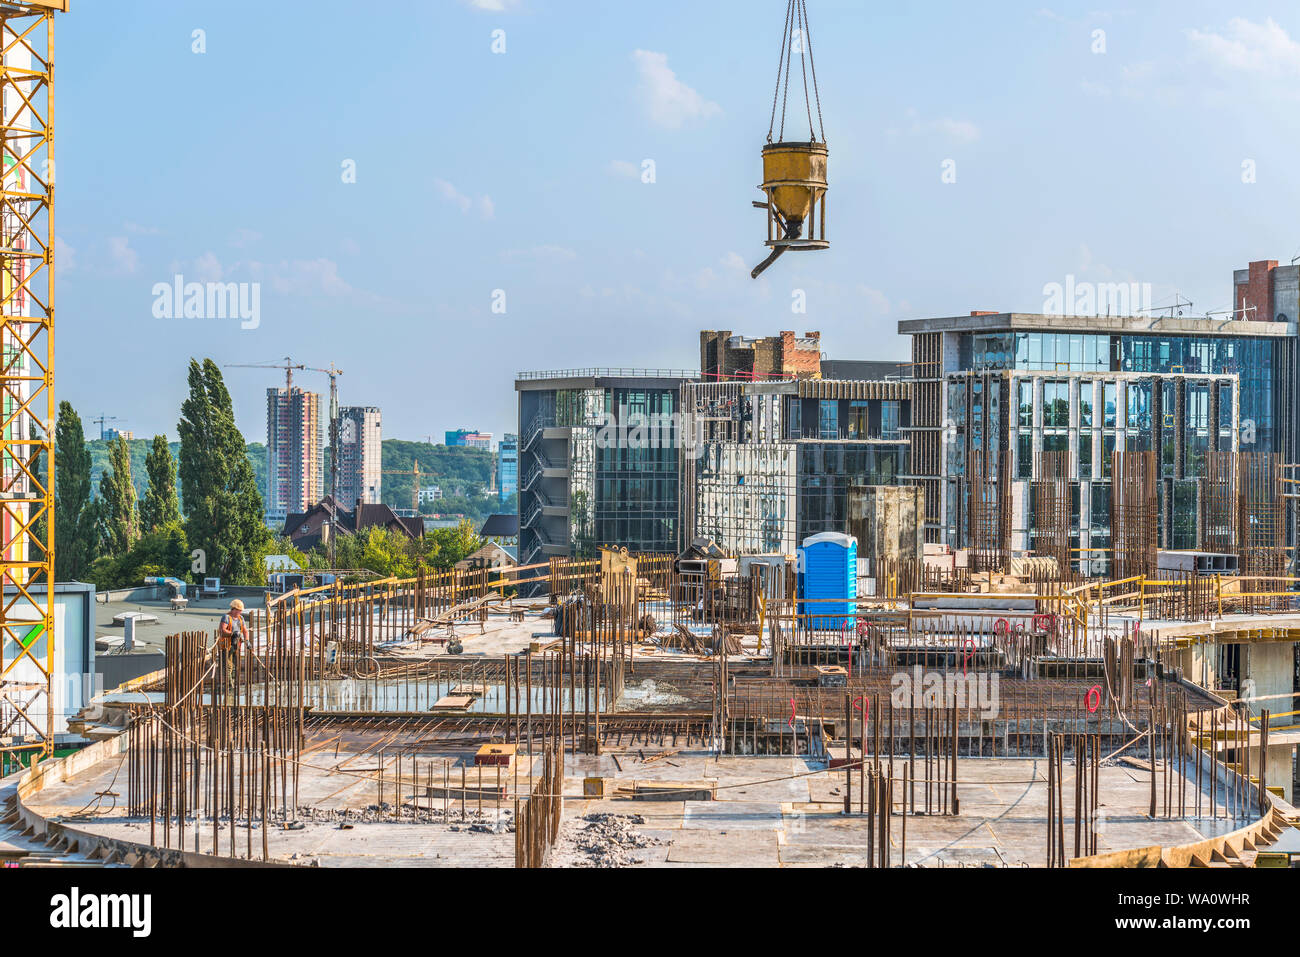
[303,364,344,568]
[90,414,119,441]
[225,356,305,394]
[303,364,344,507]
[381,462,425,516]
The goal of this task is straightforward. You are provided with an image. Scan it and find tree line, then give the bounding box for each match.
[53,358,493,590]
[55,359,273,590]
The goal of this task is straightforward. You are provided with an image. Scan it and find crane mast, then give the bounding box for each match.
[0,0,65,769]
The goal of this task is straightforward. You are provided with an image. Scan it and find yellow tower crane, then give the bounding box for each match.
[0,0,68,770]
[381,462,425,517]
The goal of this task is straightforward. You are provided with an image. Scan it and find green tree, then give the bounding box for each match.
[140,434,182,533]
[178,358,270,584]
[98,434,137,557]
[53,402,98,580]
[86,521,191,591]
[421,520,483,570]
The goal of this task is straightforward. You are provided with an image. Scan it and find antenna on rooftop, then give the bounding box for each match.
[1150,294,1193,319]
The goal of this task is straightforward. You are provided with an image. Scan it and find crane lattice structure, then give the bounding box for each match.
[90,413,118,440]
[0,1,66,768]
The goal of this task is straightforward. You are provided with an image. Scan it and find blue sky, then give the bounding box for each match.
[56,0,1300,445]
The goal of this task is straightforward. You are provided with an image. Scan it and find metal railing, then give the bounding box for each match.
[521,461,543,492]
[517,368,699,381]
[522,410,555,451]
[784,428,911,442]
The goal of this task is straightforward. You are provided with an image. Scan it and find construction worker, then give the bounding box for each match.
[217,598,247,699]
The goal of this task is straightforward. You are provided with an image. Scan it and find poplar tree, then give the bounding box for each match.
[99,433,137,556]
[178,358,269,582]
[53,401,98,580]
[140,434,182,532]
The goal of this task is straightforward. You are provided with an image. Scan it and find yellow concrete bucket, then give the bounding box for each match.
[761,141,828,234]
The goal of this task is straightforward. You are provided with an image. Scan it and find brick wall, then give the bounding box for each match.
[1236,260,1278,321]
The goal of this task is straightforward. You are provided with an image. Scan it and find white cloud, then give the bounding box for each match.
[107,235,138,275]
[857,285,891,315]
[930,117,980,143]
[720,252,747,274]
[248,258,353,298]
[193,251,224,283]
[887,109,981,144]
[462,0,520,10]
[435,178,495,219]
[1188,18,1300,78]
[503,245,578,263]
[54,236,75,272]
[694,252,752,290]
[632,50,721,129]
[435,178,473,214]
[609,159,639,178]
[229,228,262,249]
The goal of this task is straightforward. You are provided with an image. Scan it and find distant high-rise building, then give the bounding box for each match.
[266,387,323,522]
[337,406,382,509]
[446,428,492,450]
[103,428,134,442]
[498,433,518,501]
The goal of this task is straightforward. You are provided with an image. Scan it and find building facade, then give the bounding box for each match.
[498,433,518,501]
[337,406,382,509]
[446,429,492,450]
[516,370,694,570]
[266,387,323,524]
[899,295,1298,573]
[681,378,911,555]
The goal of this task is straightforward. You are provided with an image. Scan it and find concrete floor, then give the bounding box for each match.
[23,741,1246,868]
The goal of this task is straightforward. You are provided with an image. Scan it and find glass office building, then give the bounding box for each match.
[515,371,694,571]
[899,312,1295,572]
[682,380,911,555]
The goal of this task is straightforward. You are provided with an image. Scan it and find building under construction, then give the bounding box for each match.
[5,0,1300,880]
[4,543,1300,869]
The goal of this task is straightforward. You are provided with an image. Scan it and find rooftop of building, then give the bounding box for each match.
[95,593,268,655]
[898,311,1298,338]
[515,368,701,390]
[819,358,907,381]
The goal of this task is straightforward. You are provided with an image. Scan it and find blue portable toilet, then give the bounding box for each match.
[797,532,857,631]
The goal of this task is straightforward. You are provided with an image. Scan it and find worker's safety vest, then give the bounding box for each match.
[220,613,246,646]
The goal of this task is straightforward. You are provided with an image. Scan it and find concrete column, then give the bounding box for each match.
[1092,380,1104,480]
[1010,480,1028,552]
[1032,378,1043,478]
[1115,380,1127,453]
[1068,377,1080,479]
[1244,643,1293,718]
[1243,742,1295,805]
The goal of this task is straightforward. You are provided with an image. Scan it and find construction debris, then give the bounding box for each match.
[564,813,667,868]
